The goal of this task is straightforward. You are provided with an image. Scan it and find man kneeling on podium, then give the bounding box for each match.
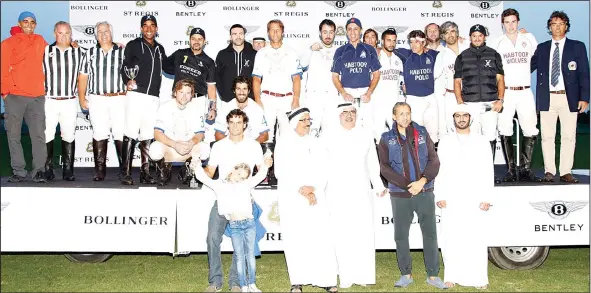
[150,79,210,186]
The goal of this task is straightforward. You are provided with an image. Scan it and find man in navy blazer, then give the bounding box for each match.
[531,11,589,183]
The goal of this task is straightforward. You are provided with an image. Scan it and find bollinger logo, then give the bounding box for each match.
[267,201,280,224]
[73,25,96,37]
[136,1,147,7]
[175,1,207,9]
[530,201,588,220]
[469,1,501,11]
[324,1,357,10]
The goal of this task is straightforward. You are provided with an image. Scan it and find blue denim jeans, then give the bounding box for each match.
[229,218,256,287]
[207,201,239,288]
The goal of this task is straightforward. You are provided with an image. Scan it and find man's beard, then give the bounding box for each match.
[428,37,439,44]
[455,121,470,130]
[445,37,457,45]
[236,95,248,103]
[232,39,244,46]
[383,46,395,53]
[192,44,201,51]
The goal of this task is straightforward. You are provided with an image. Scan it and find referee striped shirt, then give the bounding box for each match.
[80,43,126,95]
[43,43,87,98]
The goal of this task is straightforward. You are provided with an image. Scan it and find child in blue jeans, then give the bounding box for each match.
[195,155,272,293]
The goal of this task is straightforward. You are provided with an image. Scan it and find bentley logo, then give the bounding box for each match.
[223,25,260,36]
[267,201,280,223]
[73,25,95,37]
[136,1,147,7]
[432,1,442,8]
[324,1,357,10]
[286,1,296,7]
[86,142,93,153]
[373,26,409,35]
[530,201,588,220]
[336,25,346,36]
[186,26,194,36]
[469,1,501,11]
[175,1,207,9]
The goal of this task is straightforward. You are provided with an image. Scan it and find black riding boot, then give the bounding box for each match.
[178,157,193,185]
[155,159,172,186]
[93,139,108,181]
[114,139,123,180]
[520,136,542,182]
[62,140,76,181]
[44,141,55,180]
[139,140,157,184]
[500,136,517,182]
[490,140,501,184]
[120,136,137,185]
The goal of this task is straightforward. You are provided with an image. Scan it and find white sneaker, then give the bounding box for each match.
[248,284,262,292]
[240,286,249,292]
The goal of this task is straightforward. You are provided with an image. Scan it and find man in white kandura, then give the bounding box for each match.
[273,107,337,293]
[323,102,388,289]
[435,104,493,290]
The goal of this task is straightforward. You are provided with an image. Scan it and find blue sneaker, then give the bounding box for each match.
[394,275,414,288]
[426,277,448,289]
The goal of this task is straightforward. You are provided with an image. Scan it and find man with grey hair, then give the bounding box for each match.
[378,102,446,290]
[78,21,126,182]
[42,20,88,181]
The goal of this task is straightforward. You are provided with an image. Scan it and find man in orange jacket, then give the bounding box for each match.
[1,11,49,183]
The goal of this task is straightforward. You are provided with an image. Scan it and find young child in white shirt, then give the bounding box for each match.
[194,152,273,293]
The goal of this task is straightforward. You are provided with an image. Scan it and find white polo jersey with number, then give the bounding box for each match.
[214,99,270,140]
[490,33,538,87]
[154,99,206,141]
[252,44,303,94]
[301,44,339,94]
[374,49,404,97]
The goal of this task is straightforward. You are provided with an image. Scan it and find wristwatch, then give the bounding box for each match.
[496,98,504,103]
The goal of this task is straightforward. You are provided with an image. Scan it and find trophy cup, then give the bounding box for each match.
[124,65,139,90]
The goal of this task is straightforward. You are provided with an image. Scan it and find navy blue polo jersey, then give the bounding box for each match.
[331,42,381,89]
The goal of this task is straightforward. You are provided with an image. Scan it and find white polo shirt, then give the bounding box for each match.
[433,43,469,90]
[490,33,538,87]
[252,43,303,94]
[214,98,270,140]
[154,99,205,141]
[374,49,404,98]
[208,136,264,179]
[300,44,339,94]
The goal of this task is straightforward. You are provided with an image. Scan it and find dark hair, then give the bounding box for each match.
[318,19,336,32]
[501,8,520,23]
[229,24,246,35]
[407,30,426,43]
[363,28,378,41]
[232,76,252,93]
[381,29,397,41]
[226,109,249,127]
[546,11,570,35]
[393,102,411,115]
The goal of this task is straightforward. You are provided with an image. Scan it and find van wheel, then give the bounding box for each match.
[488,246,549,270]
[64,253,113,263]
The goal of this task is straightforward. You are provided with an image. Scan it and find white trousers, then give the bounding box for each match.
[44,97,78,143]
[303,90,339,138]
[261,92,293,142]
[124,91,160,141]
[464,101,499,142]
[497,88,539,137]
[405,94,439,143]
[339,87,374,139]
[438,91,460,137]
[148,140,210,162]
[87,94,125,141]
[372,92,399,142]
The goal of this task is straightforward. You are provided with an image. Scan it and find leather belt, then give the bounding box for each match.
[49,96,76,100]
[100,92,126,97]
[262,90,293,97]
[445,89,454,93]
[505,86,531,90]
[550,90,566,94]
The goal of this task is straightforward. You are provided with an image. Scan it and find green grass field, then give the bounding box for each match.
[1,248,589,292]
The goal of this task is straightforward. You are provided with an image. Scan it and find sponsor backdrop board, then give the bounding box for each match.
[4,182,586,253]
[68,1,505,166]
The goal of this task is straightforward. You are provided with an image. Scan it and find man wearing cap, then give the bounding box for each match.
[119,14,167,185]
[377,102,445,289]
[372,27,404,141]
[1,11,49,183]
[435,104,493,290]
[454,24,505,184]
[163,26,217,181]
[433,21,469,138]
[299,19,340,137]
[273,106,337,293]
[252,37,266,52]
[323,102,387,289]
[332,17,381,137]
[215,24,257,103]
[252,19,303,142]
[394,30,440,143]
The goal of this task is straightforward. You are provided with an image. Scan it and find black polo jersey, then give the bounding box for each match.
[163,48,216,97]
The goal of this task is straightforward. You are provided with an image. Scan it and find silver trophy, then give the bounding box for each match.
[124,65,139,90]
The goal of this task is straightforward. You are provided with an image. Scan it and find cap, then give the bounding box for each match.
[345,17,362,29]
[190,27,205,38]
[141,15,157,27]
[18,11,36,22]
[381,27,397,39]
[469,24,488,36]
[252,37,266,42]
